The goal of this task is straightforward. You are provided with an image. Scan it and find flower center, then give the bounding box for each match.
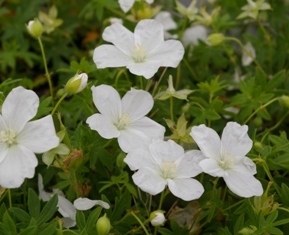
[0,128,17,147]
[115,112,131,130]
[218,152,236,171]
[132,44,147,63]
[161,160,177,179]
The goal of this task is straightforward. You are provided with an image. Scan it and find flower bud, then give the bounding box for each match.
[207,33,224,46]
[27,19,43,38]
[279,95,289,109]
[96,214,111,235]
[65,73,88,95]
[149,210,166,227]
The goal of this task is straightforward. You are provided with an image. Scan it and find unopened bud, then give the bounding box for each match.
[65,73,88,95]
[96,214,111,235]
[149,210,166,227]
[27,19,43,38]
[279,95,289,109]
[207,33,224,46]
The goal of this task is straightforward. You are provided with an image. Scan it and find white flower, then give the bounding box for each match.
[86,85,165,153]
[124,139,204,201]
[38,174,76,228]
[118,0,154,13]
[242,42,256,66]
[93,19,184,79]
[0,87,59,188]
[74,197,110,210]
[182,25,208,48]
[190,122,263,198]
[154,11,178,39]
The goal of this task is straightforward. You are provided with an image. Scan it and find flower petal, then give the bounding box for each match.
[190,124,221,160]
[177,150,205,178]
[122,88,153,121]
[132,168,166,195]
[149,139,184,165]
[154,11,177,31]
[124,148,154,170]
[38,174,53,201]
[224,169,263,198]
[134,20,164,54]
[149,40,184,68]
[167,178,204,201]
[0,145,37,188]
[17,115,59,153]
[93,45,132,68]
[127,61,160,79]
[221,122,253,158]
[91,85,122,123]
[199,158,227,177]
[118,117,165,153]
[0,116,8,164]
[57,195,76,220]
[74,198,110,210]
[87,113,120,139]
[61,217,76,229]
[2,86,39,133]
[102,23,134,54]
[118,0,135,13]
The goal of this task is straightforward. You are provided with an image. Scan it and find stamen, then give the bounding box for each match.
[161,160,177,179]
[0,128,17,146]
[132,44,147,63]
[115,112,131,130]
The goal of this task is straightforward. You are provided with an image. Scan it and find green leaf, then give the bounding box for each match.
[86,207,102,230]
[76,210,86,230]
[28,188,40,218]
[2,211,17,235]
[37,194,58,225]
[266,226,283,235]
[265,210,278,224]
[10,208,31,224]
[18,226,37,235]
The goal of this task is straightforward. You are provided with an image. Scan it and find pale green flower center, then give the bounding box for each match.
[115,112,131,130]
[218,152,236,170]
[161,160,177,179]
[0,128,17,147]
[132,44,147,63]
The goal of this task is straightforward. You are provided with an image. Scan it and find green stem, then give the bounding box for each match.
[252,158,282,197]
[257,17,272,74]
[266,111,289,133]
[152,67,167,97]
[183,58,198,80]
[7,189,12,208]
[170,97,174,121]
[51,92,68,116]
[70,168,81,197]
[158,189,169,210]
[225,37,267,76]
[37,37,53,102]
[243,97,279,125]
[130,211,150,235]
[139,76,144,90]
[114,69,126,88]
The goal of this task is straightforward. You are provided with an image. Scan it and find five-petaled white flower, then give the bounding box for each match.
[118,0,154,13]
[124,139,204,201]
[0,87,59,188]
[190,122,263,198]
[86,85,165,153]
[93,19,184,79]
